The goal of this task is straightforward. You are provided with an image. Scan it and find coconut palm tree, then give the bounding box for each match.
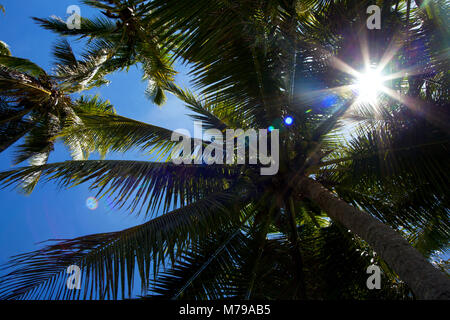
[33,0,176,105]
[0,44,118,192]
[0,0,448,300]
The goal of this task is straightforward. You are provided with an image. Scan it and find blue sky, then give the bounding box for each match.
[0,0,195,284]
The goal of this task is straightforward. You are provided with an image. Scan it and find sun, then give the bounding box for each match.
[318,41,412,111]
[354,67,386,104]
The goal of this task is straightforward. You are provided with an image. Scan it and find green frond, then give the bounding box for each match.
[53,43,112,93]
[0,160,242,216]
[33,16,116,38]
[74,94,115,114]
[317,114,450,249]
[0,55,47,78]
[52,39,78,67]
[35,5,177,104]
[299,223,412,300]
[163,81,229,130]
[0,187,252,300]
[13,114,60,164]
[0,41,10,56]
[145,220,252,299]
[0,98,34,152]
[59,111,212,160]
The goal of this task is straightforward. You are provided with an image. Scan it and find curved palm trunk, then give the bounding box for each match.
[299,177,450,300]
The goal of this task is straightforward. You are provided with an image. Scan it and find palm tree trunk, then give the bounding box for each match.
[298,177,450,300]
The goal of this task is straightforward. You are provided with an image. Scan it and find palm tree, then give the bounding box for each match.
[0,0,448,300]
[33,0,175,105]
[0,44,118,192]
[0,5,11,56]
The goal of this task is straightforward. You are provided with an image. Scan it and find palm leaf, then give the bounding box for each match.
[0,186,252,300]
[0,160,242,216]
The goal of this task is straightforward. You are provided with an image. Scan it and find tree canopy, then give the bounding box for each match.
[0,0,448,300]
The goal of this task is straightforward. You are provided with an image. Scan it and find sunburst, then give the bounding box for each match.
[353,66,387,105]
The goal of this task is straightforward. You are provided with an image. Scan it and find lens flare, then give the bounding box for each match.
[284,116,293,125]
[268,125,275,132]
[354,67,385,104]
[86,197,99,210]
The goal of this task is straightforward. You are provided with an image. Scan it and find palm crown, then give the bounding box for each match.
[0,0,448,300]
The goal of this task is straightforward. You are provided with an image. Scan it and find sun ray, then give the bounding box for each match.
[380,86,450,133]
[377,34,406,71]
[382,66,425,82]
[329,56,361,78]
[299,32,433,122]
[357,30,371,68]
[301,84,357,97]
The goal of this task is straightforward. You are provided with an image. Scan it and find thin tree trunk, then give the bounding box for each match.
[298,177,450,300]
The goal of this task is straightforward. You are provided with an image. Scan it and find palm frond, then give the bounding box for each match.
[145,219,252,299]
[0,160,242,216]
[0,41,10,56]
[59,110,213,160]
[0,186,252,300]
[0,55,46,78]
